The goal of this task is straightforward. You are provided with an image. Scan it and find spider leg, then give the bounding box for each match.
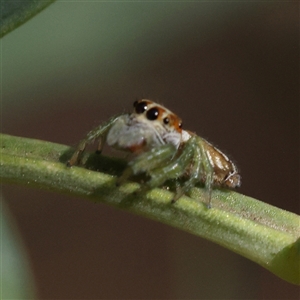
[171,136,214,207]
[171,137,202,203]
[197,136,214,208]
[116,144,176,185]
[145,141,194,189]
[130,144,176,174]
[67,114,123,167]
[148,136,214,208]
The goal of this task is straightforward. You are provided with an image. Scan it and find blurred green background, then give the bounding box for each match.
[1,1,299,298]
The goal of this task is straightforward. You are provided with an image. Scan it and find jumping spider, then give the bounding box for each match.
[68,99,241,207]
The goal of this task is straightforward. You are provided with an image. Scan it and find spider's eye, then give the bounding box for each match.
[146,107,159,120]
[163,117,169,125]
[178,122,182,129]
[134,101,148,114]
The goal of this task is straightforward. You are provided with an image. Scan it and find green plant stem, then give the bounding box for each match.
[0,133,299,285]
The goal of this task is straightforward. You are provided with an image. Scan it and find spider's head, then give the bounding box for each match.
[133,99,183,134]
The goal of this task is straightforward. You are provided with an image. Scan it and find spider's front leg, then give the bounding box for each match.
[170,137,203,203]
[116,144,176,186]
[146,142,194,190]
[196,136,214,208]
[67,115,122,167]
[172,136,214,207]
[146,136,214,207]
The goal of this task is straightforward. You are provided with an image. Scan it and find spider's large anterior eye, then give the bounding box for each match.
[146,107,159,120]
[134,101,148,114]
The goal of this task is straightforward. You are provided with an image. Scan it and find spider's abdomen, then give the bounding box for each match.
[200,137,241,188]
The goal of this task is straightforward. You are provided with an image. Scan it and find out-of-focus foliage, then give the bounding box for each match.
[0,0,56,38]
[0,198,36,298]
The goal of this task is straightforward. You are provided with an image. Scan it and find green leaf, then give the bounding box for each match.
[0,0,56,38]
[1,133,299,285]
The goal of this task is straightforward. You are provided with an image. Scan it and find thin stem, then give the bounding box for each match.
[0,133,299,285]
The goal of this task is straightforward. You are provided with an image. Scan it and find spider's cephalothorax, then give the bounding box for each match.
[68,99,241,207]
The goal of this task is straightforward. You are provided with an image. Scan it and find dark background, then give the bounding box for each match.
[2,2,299,299]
